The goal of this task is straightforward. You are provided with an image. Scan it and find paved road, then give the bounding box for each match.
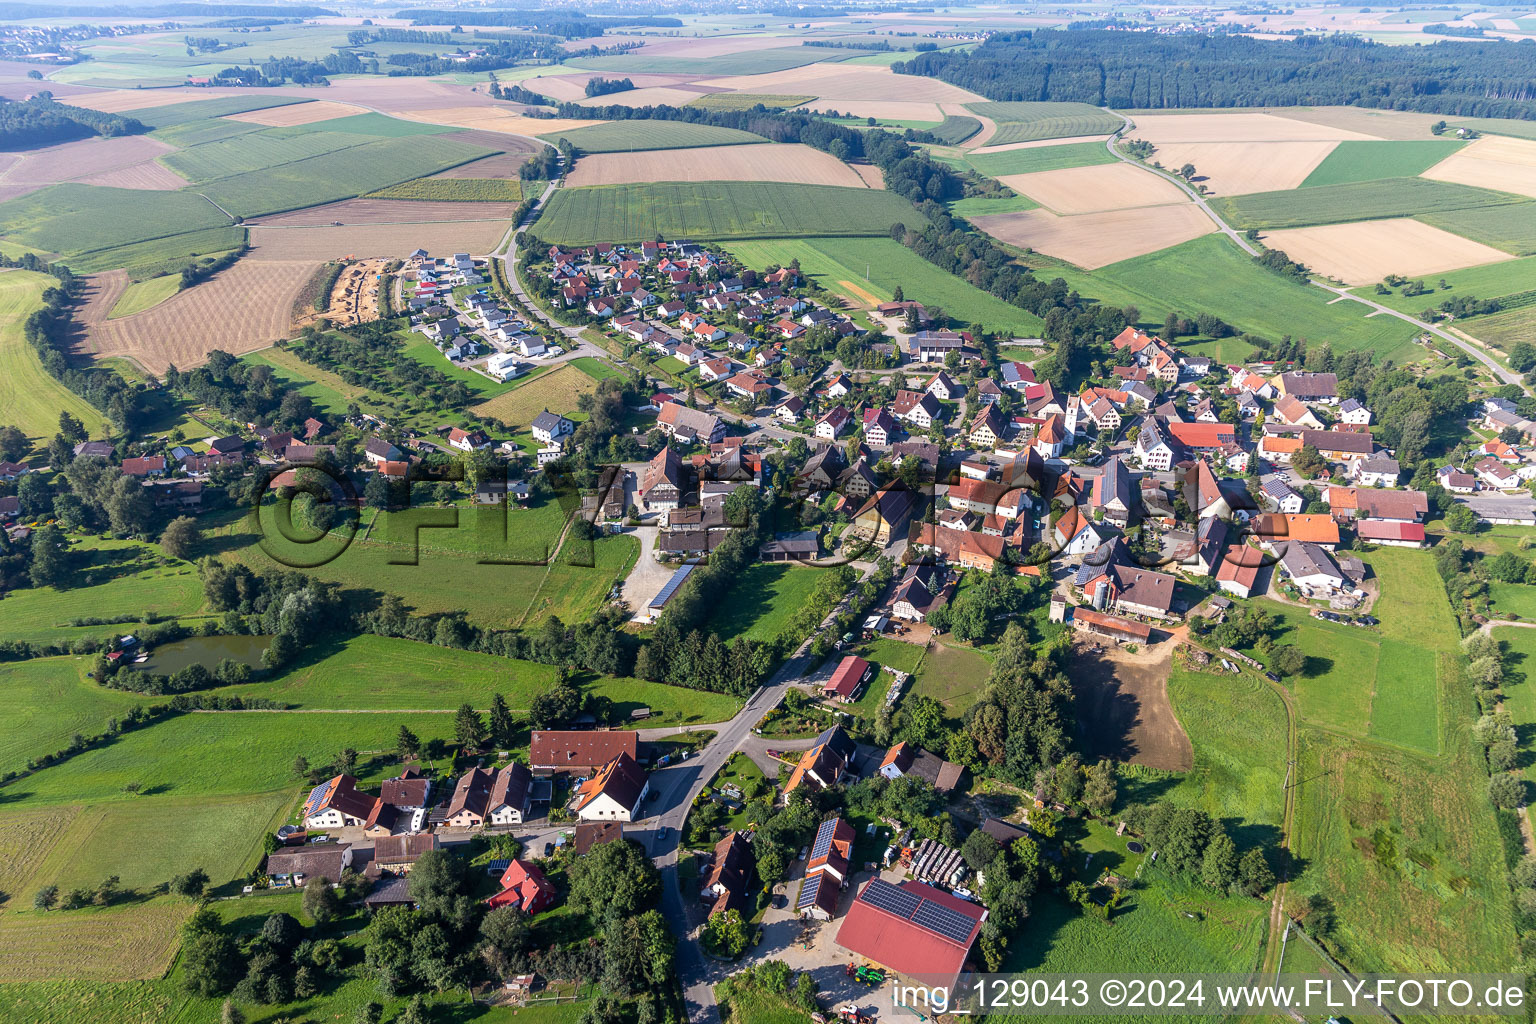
[1101,111,1530,394]
[494,176,587,344]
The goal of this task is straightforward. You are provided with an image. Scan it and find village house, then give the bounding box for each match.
[531,410,574,446]
[657,403,725,445]
[302,774,380,830]
[879,741,964,793]
[798,817,855,920]
[785,726,857,795]
[485,859,558,913]
[448,427,491,453]
[529,730,640,776]
[701,831,756,919]
[862,407,899,448]
[892,389,942,430]
[816,405,852,440]
[571,753,649,821]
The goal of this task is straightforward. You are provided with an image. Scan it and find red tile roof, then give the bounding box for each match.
[825,655,871,698]
[835,879,986,988]
[529,730,639,771]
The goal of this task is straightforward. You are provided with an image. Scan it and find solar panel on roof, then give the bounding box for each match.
[861,879,922,919]
[649,563,697,609]
[797,873,823,909]
[810,818,838,860]
[913,899,978,944]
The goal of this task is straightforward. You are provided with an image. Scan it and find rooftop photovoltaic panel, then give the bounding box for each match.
[913,899,978,944]
[649,563,697,608]
[810,817,838,860]
[861,879,923,920]
[797,873,824,909]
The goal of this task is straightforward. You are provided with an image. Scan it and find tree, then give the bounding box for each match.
[105,473,153,536]
[303,874,341,923]
[354,1003,383,1024]
[0,424,25,462]
[28,524,70,588]
[1200,831,1239,892]
[362,906,414,995]
[261,911,303,951]
[1445,504,1478,534]
[1269,644,1306,678]
[701,907,751,958]
[1238,848,1275,896]
[568,838,660,927]
[364,471,394,510]
[962,829,1000,873]
[394,996,430,1024]
[17,471,51,516]
[396,725,421,761]
[479,905,532,974]
[171,868,210,900]
[488,692,515,749]
[1083,758,1117,816]
[454,702,488,751]
[182,926,243,996]
[1490,773,1526,808]
[160,516,202,560]
[1509,341,1536,374]
[292,754,310,779]
[32,885,57,911]
[408,848,477,932]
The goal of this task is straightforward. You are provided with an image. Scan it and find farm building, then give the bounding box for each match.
[823,655,873,702]
[1070,607,1152,644]
[835,878,987,992]
[529,731,640,776]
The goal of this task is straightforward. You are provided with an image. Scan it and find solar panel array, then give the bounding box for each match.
[650,563,697,608]
[797,872,824,910]
[810,817,839,860]
[861,879,923,919]
[913,898,978,945]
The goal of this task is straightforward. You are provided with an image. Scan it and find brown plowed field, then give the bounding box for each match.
[77,160,190,190]
[249,198,521,227]
[431,152,532,177]
[566,142,872,188]
[973,204,1216,269]
[0,134,179,186]
[249,220,510,261]
[74,260,316,373]
[437,129,543,155]
[999,162,1188,213]
[1070,637,1193,772]
[223,100,368,126]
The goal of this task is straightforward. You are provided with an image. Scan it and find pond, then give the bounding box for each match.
[126,634,272,674]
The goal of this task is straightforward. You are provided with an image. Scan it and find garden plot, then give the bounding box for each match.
[1261,218,1516,285]
[565,142,872,188]
[1146,141,1338,195]
[999,161,1189,214]
[973,204,1216,270]
[1422,135,1536,199]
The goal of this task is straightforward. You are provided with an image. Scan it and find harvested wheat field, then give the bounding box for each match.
[799,100,946,122]
[1000,162,1188,214]
[1422,136,1536,199]
[224,99,370,126]
[250,198,521,228]
[1260,218,1515,286]
[702,64,983,105]
[431,152,532,178]
[970,134,1114,156]
[74,261,316,373]
[65,87,245,113]
[973,205,1216,269]
[437,129,543,157]
[249,219,511,261]
[574,86,716,109]
[849,163,885,189]
[1125,111,1375,144]
[0,134,180,186]
[394,106,599,137]
[1269,106,1447,141]
[531,72,706,103]
[77,161,189,190]
[565,142,873,188]
[1146,141,1338,194]
[0,901,190,982]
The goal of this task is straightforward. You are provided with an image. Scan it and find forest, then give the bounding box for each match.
[895,30,1536,118]
[0,95,145,149]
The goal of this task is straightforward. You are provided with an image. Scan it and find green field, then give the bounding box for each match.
[1448,118,1536,141]
[964,140,1117,178]
[1027,234,1420,360]
[569,355,624,380]
[534,181,922,243]
[723,235,1042,332]
[965,101,1123,145]
[947,193,1040,218]
[106,275,179,319]
[366,177,524,202]
[685,93,814,112]
[1299,140,1466,188]
[1491,582,1536,619]
[908,641,992,716]
[0,272,108,451]
[1214,177,1520,230]
[1346,253,1536,312]
[161,129,372,184]
[130,95,313,129]
[0,658,149,776]
[151,116,262,148]
[703,563,828,643]
[540,119,767,153]
[929,115,982,144]
[199,136,492,218]
[1461,305,1536,352]
[277,111,458,138]
[1420,202,1536,256]
[564,46,855,75]
[56,225,248,276]
[0,184,231,256]
[1493,627,1536,800]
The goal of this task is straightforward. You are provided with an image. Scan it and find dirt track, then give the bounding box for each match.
[1069,636,1194,771]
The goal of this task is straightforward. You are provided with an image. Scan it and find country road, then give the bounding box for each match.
[1100,111,1531,394]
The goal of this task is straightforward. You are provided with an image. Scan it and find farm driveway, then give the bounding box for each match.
[1068,635,1193,771]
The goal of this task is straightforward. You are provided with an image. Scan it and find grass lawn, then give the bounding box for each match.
[703,563,826,643]
[106,274,179,319]
[911,641,993,717]
[722,235,1042,334]
[0,658,150,777]
[0,535,205,644]
[470,362,599,427]
[947,193,1040,218]
[1299,139,1467,188]
[569,355,624,380]
[397,332,514,399]
[1027,234,1422,361]
[1491,582,1536,618]
[534,181,922,244]
[0,271,109,453]
[716,983,815,1024]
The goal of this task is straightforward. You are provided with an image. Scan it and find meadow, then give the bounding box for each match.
[366,177,524,202]
[199,136,492,218]
[0,658,149,777]
[538,119,767,153]
[533,181,921,243]
[470,362,598,427]
[1346,254,1536,312]
[107,275,180,319]
[1493,627,1536,803]
[129,96,313,129]
[0,184,231,257]
[703,563,826,643]
[964,101,1122,144]
[722,236,1041,332]
[1420,202,1536,256]
[1460,305,1536,353]
[963,140,1116,178]
[0,272,108,451]
[1298,139,1467,188]
[907,642,992,717]
[1211,177,1520,230]
[1023,235,1421,361]
[59,225,248,277]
